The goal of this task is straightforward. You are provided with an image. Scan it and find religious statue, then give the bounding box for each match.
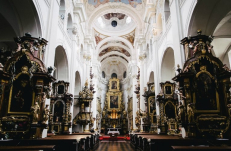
[81,103,85,112]
[68,113,72,123]
[102,111,106,117]
[96,114,100,130]
[123,110,127,118]
[42,104,49,124]
[177,102,185,122]
[187,104,194,123]
[31,102,40,123]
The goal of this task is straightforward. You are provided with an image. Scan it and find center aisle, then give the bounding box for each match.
[95,141,135,151]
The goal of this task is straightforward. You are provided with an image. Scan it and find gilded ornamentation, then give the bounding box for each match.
[187,104,194,123]
[31,102,40,124]
[42,105,49,124]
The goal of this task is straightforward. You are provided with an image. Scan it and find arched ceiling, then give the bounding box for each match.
[84,1,146,79]
[188,0,231,61]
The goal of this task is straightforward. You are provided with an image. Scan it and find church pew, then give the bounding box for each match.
[71,133,99,149]
[130,133,155,149]
[0,135,90,151]
[0,145,55,151]
[139,135,231,151]
[138,135,204,151]
[172,146,231,151]
[46,135,91,151]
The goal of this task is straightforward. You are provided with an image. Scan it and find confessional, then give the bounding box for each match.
[49,81,73,134]
[173,30,231,138]
[0,33,54,139]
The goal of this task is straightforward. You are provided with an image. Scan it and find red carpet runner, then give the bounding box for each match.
[99,135,130,141]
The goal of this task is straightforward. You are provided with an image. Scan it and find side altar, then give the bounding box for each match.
[101,78,128,135]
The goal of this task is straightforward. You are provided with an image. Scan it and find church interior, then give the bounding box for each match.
[1,0,231,150]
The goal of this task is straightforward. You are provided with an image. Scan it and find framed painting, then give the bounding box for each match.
[108,78,120,91]
[8,71,34,114]
[106,91,122,111]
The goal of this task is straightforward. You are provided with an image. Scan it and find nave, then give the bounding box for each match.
[95,141,134,151]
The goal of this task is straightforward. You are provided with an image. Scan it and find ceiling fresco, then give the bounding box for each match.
[104,13,126,20]
[95,30,109,44]
[100,41,129,49]
[88,0,142,8]
[101,54,128,62]
[121,29,135,46]
[99,46,131,57]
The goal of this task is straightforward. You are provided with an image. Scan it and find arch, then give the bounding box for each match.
[74,71,81,95]
[161,47,175,82]
[0,0,42,38]
[149,71,154,83]
[53,46,69,81]
[187,0,231,36]
[59,0,65,20]
[67,13,73,36]
[96,36,134,54]
[164,0,170,22]
[98,43,131,58]
[111,73,117,78]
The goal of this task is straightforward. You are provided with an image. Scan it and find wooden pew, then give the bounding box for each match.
[172,146,231,151]
[130,133,155,149]
[0,145,55,151]
[46,135,91,151]
[0,135,88,151]
[139,135,231,151]
[138,135,203,151]
[71,133,99,149]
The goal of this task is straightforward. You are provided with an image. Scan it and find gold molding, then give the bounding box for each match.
[106,91,122,112]
[108,78,120,91]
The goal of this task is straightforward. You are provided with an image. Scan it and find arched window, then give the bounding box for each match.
[102,71,105,78]
[164,0,170,22]
[67,14,73,36]
[123,71,127,78]
[111,73,117,79]
[59,0,65,20]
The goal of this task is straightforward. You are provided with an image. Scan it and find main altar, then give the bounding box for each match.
[101,78,127,135]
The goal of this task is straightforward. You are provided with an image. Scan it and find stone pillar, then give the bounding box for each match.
[131,63,138,131]
[44,0,59,66]
[169,0,185,68]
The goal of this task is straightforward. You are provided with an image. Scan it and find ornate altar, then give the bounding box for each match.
[156,81,178,135]
[73,80,94,132]
[0,33,54,139]
[173,30,231,138]
[142,82,157,133]
[49,81,73,134]
[101,78,127,135]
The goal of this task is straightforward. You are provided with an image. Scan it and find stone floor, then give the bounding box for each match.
[95,141,135,151]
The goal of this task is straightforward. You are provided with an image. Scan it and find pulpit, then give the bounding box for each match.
[73,80,94,132]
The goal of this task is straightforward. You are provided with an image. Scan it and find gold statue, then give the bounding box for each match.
[31,102,40,123]
[42,104,49,124]
[187,104,194,123]
[81,103,85,112]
